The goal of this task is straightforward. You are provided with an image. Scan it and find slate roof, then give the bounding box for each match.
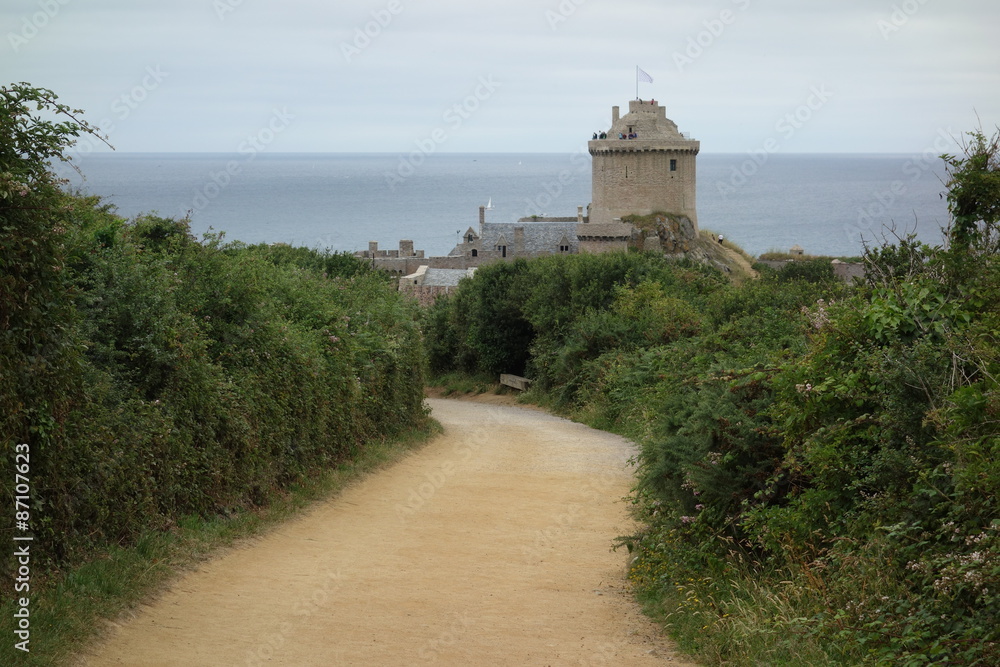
[422,268,476,287]
[479,221,580,253]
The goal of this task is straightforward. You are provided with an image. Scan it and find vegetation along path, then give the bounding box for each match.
[80,398,697,666]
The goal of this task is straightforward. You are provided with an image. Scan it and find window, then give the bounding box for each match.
[559,245,569,253]
[471,248,478,257]
[498,245,507,258]
[670,159,677,172]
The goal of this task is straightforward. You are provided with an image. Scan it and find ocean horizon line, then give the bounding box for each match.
[69,150,946,158]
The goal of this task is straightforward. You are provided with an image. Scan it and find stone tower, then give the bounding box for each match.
[588,100,699,227]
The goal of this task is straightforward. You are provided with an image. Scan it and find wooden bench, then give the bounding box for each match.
[499,374,533,391]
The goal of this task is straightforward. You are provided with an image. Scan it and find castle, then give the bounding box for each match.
[589,99,699,226]
[354,98,701,302]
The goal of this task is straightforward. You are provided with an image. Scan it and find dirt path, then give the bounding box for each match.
[80,398,697,666]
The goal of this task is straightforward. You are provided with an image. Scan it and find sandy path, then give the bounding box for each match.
[80,398,696,666]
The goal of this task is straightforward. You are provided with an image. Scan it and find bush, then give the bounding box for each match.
[2,207,428,570]
[424,144,1000,661]
[1,85,427,572]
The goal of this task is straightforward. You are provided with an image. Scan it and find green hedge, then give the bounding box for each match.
[2,199,426,570]
[425,228,1000,662]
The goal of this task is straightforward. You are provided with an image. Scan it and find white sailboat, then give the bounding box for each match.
[485,197,494,210]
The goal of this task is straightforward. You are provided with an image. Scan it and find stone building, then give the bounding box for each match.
[449,205,582,261]
[397,266,477,306]
[588,99,700,228]
[355,98,701,277]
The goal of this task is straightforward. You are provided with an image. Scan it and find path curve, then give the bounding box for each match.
[80,398,696,666]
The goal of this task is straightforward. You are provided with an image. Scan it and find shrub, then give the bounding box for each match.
[1,84,427,573]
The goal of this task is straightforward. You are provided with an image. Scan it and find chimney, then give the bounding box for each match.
[577,205,584,223]
[479,205,485,226]
[612,106,619,124]
[368,241,378,256]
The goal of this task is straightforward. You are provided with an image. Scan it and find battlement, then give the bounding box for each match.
[590,98,696,145]
[356,240,424,260]
[628,99,667,117]
[589,140,699,154]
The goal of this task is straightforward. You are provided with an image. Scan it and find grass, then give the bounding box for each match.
[757,249,864,263]
[758,250,808,261]
[627,537,845,666]
[634,577,839,666]
[1,419,441,667]
[700,228,747,252]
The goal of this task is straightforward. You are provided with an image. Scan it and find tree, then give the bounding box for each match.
[942,127,1000,254]
[1,84,107,449]
[0,83,107,190]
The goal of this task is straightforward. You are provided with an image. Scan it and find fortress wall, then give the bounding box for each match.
[577,237,629,254]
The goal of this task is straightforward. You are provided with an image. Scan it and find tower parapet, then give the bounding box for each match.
[588,99,699,227]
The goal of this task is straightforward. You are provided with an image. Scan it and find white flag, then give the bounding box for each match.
[637,67,653,83]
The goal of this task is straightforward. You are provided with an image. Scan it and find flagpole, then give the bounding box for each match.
[635,65,639,100]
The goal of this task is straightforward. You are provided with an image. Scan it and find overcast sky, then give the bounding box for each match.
[4,0,998,154]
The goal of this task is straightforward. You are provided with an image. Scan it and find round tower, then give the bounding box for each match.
[588,100,699,227]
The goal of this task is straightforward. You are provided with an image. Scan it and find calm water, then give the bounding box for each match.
[57,152,952,258]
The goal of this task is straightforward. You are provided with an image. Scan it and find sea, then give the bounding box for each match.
[55,152,953,259]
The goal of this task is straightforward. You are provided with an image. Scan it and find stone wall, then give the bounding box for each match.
[832,260,867,282]
[589,148,698,226]
[758,258,867,283]
[398,284,453,307]
[577,236,629,254]
[371,254,481,276]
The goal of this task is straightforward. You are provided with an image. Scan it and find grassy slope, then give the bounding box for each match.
[688,229,759,285]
